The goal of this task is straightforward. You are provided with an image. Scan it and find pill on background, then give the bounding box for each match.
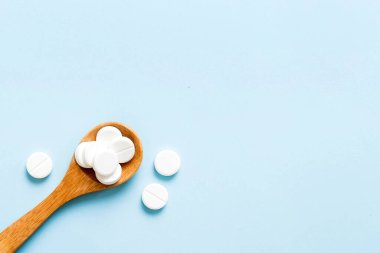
[154,150,181,176]
[83,141,106,168]
[142,183,168,210]
[108,137,135,163]
[93,150,118,177]
[96,164,122,185]
[74,142,91,168]
[96,126,122,144]
[26,152,53,179]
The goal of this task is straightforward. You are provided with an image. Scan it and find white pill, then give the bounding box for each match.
[83,141,107,168]
[93,151,118,177]
[96,164,122,185]
[96,126,122,144]
[154,150,181,176]
[74,142,92,168]
[108,137,135,163]
[26,152,53,179]
[142,183,168,210]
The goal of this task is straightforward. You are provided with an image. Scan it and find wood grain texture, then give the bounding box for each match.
[0,122,143,252]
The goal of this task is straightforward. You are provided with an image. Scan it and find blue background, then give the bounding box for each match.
[0,0,380,252]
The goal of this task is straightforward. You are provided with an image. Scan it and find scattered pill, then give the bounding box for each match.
[26,152,53,179]
[93,150,118,177]
[96,164,122,185]
[154,150,181,176]
[75,142,91,168]
[83,141,106,168]
[142,183,168,210]
[108,137,135,163]
[96,126,122,144]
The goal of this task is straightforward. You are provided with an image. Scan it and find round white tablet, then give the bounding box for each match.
[26,152,53,179]
[83,141,106,168]
[96,126,122,144]
[142,183,168,210]
[96,164,122,185]
[108,137,135,163]
[74,142,91,168]
[93,151,118,177]
[154,150,181,176]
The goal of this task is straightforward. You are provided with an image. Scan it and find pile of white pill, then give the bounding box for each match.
[74,126,135,185]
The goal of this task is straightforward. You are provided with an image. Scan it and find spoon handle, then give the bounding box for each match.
[0,184,74,252]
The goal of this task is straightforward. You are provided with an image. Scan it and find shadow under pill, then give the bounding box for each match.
[152,164,178,181]
[25,167,49,183]
[140,200,165,216]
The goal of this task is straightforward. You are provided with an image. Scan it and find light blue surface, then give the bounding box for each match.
[0,0,380,252]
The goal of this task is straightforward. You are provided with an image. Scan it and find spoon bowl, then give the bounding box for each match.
[0,122,143,252]
[66,122,143,195]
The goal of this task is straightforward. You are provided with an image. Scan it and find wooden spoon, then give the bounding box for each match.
[0,122,143,252]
